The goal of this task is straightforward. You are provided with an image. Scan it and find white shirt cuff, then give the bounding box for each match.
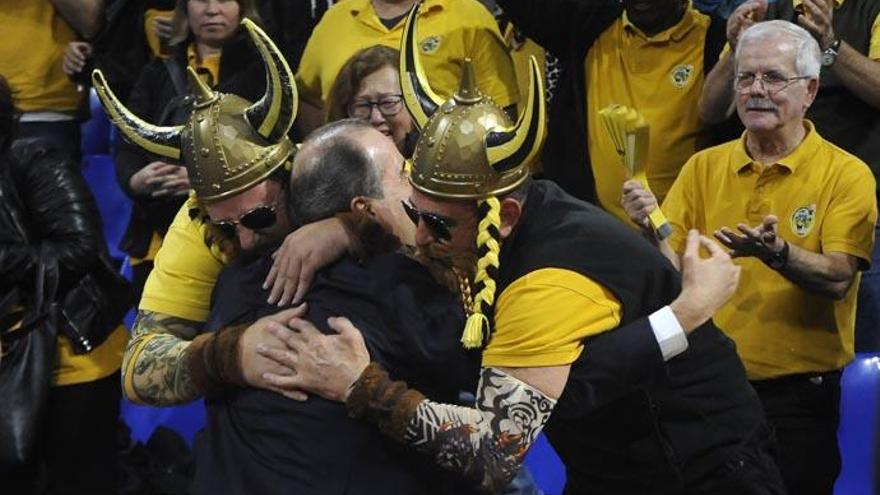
[648,305,689,361]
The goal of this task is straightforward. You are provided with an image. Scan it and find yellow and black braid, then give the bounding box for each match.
[462,196,501,349]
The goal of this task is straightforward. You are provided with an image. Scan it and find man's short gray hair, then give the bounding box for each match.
[289,120,383,225]
[735,20,822,77]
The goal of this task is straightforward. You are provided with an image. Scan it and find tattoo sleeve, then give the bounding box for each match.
[122,310,203,406]
[347,365,556,492]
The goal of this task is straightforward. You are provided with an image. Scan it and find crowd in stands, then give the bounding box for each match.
[1,0,879,494]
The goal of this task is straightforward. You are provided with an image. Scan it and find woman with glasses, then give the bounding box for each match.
[326,45,417,156]
[114,0,267,300]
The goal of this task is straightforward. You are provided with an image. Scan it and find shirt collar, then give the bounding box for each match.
[622,3,698,42]
[349,0,444,28]
[731,120,820,174]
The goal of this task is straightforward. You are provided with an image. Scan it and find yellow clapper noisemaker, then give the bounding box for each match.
[598,104,672,240]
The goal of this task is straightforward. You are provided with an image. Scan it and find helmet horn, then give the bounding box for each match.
[242,18,297,143]
[91,69,182,160]
[400,1,444,130]
[485,56,546,172]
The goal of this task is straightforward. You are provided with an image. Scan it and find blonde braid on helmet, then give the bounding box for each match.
[462,196,501,349]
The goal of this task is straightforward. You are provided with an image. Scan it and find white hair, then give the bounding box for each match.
[735,20,822,78]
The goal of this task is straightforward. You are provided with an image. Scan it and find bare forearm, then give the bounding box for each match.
[348,365,555,493]
[830,43,880,109]
[699,53,736,124]
[775,245,857,300]
[122,310,202,406]
[49,0,104,38]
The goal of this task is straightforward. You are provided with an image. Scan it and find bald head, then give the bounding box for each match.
[289,119,408,226]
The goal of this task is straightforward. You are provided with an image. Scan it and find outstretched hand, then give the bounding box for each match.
[713,215,785,260]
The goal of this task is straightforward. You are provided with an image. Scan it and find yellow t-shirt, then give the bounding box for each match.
[585,8,711,227]
[295,0,519,109]
[0,1,81,113]
[54,326,129,386]
[139,196,227,322]
[482,268,622,368]
[662,122,877,380]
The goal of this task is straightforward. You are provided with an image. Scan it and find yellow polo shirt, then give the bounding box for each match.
[482,268,621,368]
[0,1,81,113]
[295,0,519,109]
[139,196,227,322]
[585,8,711,227]
[663,122,877,380]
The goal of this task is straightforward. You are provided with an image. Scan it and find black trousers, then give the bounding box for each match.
[7,371,121,495]
[14,121,82,168]
[752,370,842,495]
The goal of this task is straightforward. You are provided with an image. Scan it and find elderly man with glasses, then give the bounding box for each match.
[623,20,877,495]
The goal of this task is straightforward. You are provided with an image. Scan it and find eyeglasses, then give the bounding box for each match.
[734,72,812,94]
[348,95,404,119]
[401,200,456,241]
[211,204,278,239]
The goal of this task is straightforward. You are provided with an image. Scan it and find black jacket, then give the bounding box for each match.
[113,30,266,258]
[497,0,728,203]
[0,141,105,297]
[498,181,767,494]
[193,253,482,495]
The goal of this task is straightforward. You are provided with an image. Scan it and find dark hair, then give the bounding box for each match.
[168,0,263,47]
[290,122,383,225]
[0,75,17,152]
[325,45,401,124]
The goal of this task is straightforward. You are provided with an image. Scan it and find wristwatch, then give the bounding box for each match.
[765,241,790,270]
[822,39,841,67]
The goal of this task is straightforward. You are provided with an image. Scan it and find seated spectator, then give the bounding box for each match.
[113,0,267,300]
[0,74,130,495]
[294,0,519,135]
[622,20,877,495]
[497,0,729,228]
[325,45,416,156]
[0,0,105,165]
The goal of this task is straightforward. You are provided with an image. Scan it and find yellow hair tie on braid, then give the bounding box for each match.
[462,197,502,349]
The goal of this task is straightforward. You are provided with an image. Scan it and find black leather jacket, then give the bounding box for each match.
[0,140,108,332]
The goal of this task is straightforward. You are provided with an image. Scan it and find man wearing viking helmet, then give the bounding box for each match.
[92,19,351,407]
[254,5,786,494]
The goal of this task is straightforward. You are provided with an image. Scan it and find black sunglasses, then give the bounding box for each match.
[211,205,278,239]
[401,200,456,241]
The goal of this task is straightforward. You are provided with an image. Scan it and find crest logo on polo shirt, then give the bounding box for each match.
[790,204,816,237]
[670,65,693,89]
[420,36,441,54]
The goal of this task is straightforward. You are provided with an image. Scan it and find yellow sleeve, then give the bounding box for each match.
[482,268,622,368]
[661,155,699,255]
[467,10,520,108]
[139,199,225,322]
[821,158,877,264]
[294,20,330,106]
[870,12,880,60]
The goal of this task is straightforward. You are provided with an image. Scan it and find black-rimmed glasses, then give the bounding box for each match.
[348,94,404,119]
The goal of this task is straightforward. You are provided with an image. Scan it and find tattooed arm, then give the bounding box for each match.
[400,367,557,492]
[122,310,203,406]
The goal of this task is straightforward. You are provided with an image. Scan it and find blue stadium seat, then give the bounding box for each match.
[80,88,131,262]
[835,352,880,495]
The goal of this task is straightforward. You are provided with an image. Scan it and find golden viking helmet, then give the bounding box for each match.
[92,18,297,203]
[400,2,546,200]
